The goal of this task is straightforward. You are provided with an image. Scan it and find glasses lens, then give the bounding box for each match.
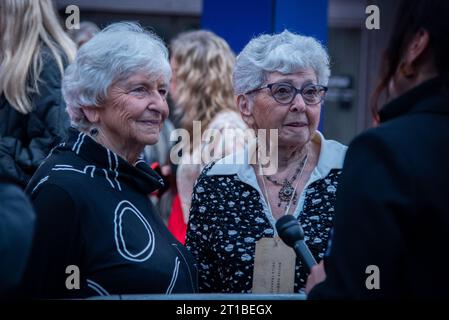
[302,85,325,104]
[271,83,295,103]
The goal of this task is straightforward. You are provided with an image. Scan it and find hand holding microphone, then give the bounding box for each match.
[275,215,317,272]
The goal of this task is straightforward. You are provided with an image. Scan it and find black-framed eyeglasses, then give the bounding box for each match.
[245,82,328,105]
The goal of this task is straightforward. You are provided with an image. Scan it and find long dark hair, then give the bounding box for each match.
[371,0,449,119]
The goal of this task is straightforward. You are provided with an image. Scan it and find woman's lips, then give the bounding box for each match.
[285,122,308,127]
[137,119,161,125]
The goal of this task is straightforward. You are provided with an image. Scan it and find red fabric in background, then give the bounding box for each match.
[167,194,187,245]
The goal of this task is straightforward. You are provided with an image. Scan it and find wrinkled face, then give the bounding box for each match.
[97,72,169,148]
[249,69,321,148]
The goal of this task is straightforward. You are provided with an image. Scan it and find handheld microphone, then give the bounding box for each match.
[275,215,317,272]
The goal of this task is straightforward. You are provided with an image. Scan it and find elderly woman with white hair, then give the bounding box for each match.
[21,22,198,298]
[185,30,347,293]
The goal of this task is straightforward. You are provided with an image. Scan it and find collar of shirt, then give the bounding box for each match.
[205,131,347,232]
[207,130,347,181]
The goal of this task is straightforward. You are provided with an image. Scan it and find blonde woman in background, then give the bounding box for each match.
[169,30,247,240]
[0,0,76,187]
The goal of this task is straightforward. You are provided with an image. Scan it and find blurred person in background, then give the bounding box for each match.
[306,0,449,299]
[68,21,101,48]
[168,30,247,243]
[0,0,76,187]
[143,119,177,226]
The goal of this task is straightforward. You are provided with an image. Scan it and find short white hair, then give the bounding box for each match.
[233,30,330,95]
[62,22,171,131]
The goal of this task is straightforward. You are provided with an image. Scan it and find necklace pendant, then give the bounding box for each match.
[278,180,296,203]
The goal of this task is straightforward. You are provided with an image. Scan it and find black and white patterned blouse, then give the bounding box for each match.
[22,128,198,298]
[185,131,347,293]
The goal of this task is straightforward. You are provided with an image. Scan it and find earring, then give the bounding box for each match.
[90,127,99,137]
[400,63,414,78]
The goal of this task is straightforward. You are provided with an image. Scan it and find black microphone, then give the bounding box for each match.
[275,215,317,272]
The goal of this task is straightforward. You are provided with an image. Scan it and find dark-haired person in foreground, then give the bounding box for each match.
[306,0,449,299]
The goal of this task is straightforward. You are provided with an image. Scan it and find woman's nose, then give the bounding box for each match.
[147,96,169,118]
[289,93,307,112]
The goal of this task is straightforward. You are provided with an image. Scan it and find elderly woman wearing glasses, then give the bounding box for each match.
[185,30,347,293]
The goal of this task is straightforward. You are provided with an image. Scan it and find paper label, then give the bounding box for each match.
[252,237,296,293]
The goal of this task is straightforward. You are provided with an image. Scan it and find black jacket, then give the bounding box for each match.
[0,50,70,187]
[309,78,449,299]
[21,128,198,299]
[0,175,35,297]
